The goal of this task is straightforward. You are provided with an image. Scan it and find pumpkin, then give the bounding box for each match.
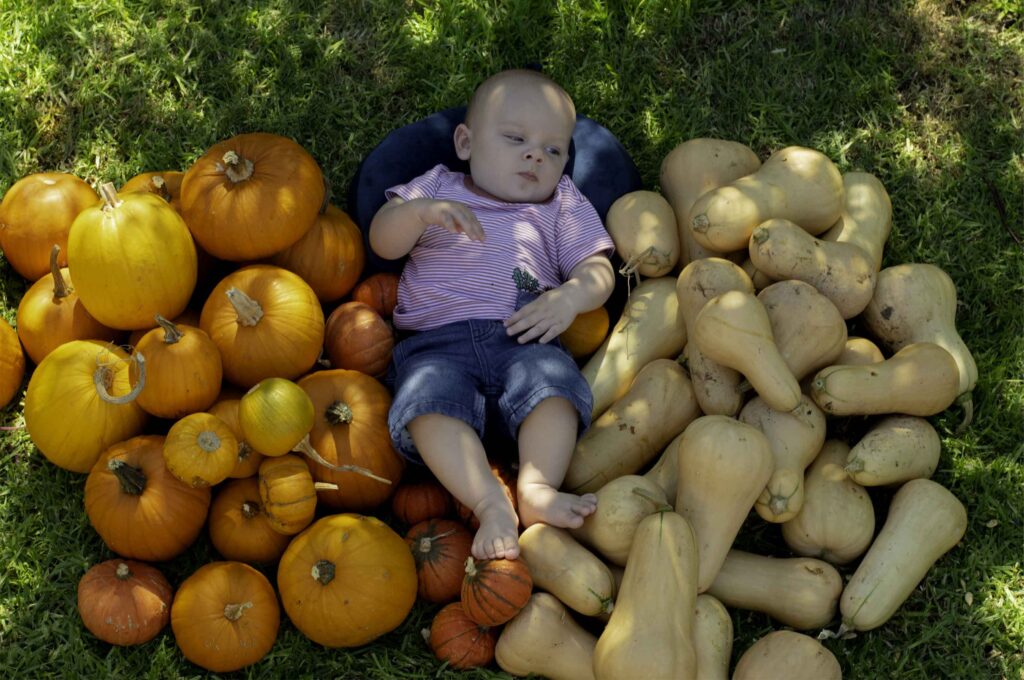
[120,170,184,211]
[277,513,418,647]
[239,377,314,456]
[430,602,498,670]
[208,477,292,563]
[134,316,222,418]
[323,301,394,377]
[351,272,400,317]
[258,454,333,535]
[391,478,453,525]
[16,244,119,365]
[208,398,265,478]
[559,306,610,360]
[461,557,533,626]
[77,559,172,646]
[199,264,324,387]
[127,308,201,347]
[406,518,473,603]
[271,203,365,301]
[0,172,97,281]
[0,316,25,409]
[298,369,404,510]
[67,183,197,330]
[84,435,211,561]
[24,340,147,473]
[163,412,238,487]
[171,561,280,673]
[180,132,324,261]
[453,460,517,529]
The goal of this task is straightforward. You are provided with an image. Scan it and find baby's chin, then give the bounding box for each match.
[472,178,559,204]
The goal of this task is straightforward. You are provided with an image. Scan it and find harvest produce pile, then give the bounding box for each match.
[0,132,974,678]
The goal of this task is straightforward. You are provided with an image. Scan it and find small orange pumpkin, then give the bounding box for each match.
[208,398,265,478]
[258,454,326,536]
[407,518,473,603]
[559,306,610,359]
[171,561,280,673]
[461,557,533,626]
[135,316,223,419]
[163,412,238,487]
[127,308,201,349]
[324,301,394,377]
[429,602,498,669]
[351,272,400,318]
[208,477,291,563]
[271,203,365,302]
[77,559,173,646]
[0,316,25,409]
[392,479,454,526]
[120,171,184,211]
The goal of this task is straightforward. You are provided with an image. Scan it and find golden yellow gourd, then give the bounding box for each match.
[163,412,238,487]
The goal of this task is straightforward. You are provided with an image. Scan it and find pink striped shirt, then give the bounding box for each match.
[385,164,615,331]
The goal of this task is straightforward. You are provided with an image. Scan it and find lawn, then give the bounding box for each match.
[1,0,1022,677]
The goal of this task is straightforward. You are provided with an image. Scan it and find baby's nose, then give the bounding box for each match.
[523,150,543,163]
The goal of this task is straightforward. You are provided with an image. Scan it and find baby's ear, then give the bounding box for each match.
[453,123,472,161]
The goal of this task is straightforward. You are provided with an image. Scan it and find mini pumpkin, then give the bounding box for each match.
[77,559,173,646]
[208,477,292,563]
[258,454,330,536]
[120,170,184,211]
[163,412,238,487]
[407,518,473,603]
[271,203,365,302]
[351,272,400,318]
[135,316,222,419]
[392,479,454,526]
[430,602,498,669]
[461,557,533,627]
[208,398,265,478]
[324,301,394,377]
[559,306,610,359]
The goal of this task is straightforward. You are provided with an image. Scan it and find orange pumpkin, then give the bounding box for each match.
[258,454,322,536]
[208,398,266,478]
[324,301,394,377]
[200,264,324,387]
[271,203,365,302]
[163,412,238,487]
[180,132,324,261]
[297,369,404,511]
[120,170,184,211]
[0,172,97,281]
[559,306,610,359]
[392,479,454,526]
[407,518,473,603]
[171,561,280,673]
[127,308,201,348]
[461,557,533,626]
[77,559,173,646]
[277,514,417,647]
[430,602,498,669]
[208,477,291,564]
[454,461,518,530]
[352,272,400,318]
[84,435,211,561]
[135,317,222,419]
[0,316,25,409]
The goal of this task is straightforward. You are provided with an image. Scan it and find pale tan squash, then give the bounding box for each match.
[693,594,732,680]
[689,146,844,252]
[845,415,941,486]
[606,190,679,278]
[582,276,687,419]
[570,475,668,567]
[517,524,615,617]
[840,478,967,632]
[822,171,892,271]
[740,257,774,291]
[495,592,598,680]
[733,631,842,680]
[758,280,847,381]
[781,440,875,565]
[837,336,885,365]
[674,416,773,591]
[642,431,683,501]
[566,359,699,494]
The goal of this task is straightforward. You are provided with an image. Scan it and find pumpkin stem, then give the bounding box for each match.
[221,150,255,184]
[94,350,146,405]
[630,486,673,513]
[237,441,253,462]
[464,556,479,578]
[225,287,264,327]
[154,314,184,344]
[223,601,254,622]
[241,500,262,519]
[99,182,122,211]
[314,482,340,491]
[843,459,864,475]
[149,175,172,202]
[325,401,354,425]
[311,559,336,585]
[293,435,392,485]
[115,562,132,580]
[417,528,458,554]
[108,458,147,495]
[49,245,70,299]
[197,430,222,453]
[691,213,710,234]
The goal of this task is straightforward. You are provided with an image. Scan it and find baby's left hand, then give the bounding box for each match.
[504,288,578,344]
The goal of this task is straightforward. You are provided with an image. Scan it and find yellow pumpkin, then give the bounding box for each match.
[134,316,222,418]
[0,316,25,410]
[271,203,365,302]
[163,412,238,487]
[67,184,197,330]
[258,454,322,535]
[559,306,610,359]
[208,398,266,478]
[239,377,315,457]
[120,170,184,212]
[24,340,147,472]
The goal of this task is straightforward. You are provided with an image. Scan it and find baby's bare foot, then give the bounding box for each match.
[471,491,520,560]
[518,482,598,529]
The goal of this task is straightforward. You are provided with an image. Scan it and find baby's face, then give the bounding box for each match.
[456,80,576,203]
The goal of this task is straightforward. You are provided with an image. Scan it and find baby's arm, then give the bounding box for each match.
[369,197,485,260]
[503,254,615,344]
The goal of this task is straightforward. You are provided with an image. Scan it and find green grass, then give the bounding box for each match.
[1,0,1022,677]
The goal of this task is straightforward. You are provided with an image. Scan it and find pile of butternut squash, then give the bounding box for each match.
[495,139,973,679]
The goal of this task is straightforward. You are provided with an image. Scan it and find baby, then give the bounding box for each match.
[369,69,615,560]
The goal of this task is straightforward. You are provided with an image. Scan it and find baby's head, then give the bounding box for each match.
[454,69,576,203]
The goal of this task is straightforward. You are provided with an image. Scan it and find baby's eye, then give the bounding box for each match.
[546,147,562,157]
[504,134,524,143]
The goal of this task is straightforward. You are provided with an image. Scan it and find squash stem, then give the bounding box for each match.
[221,150,254,183]
[115,562,132,580]
[108,459,147,495]
[313,482,340,491]
[94,350,146,405]
[325,401,354,425]
[293,435,391,484]
[98,182,122,210]
[49,245,70,299]
[154,314,183,344]
[197,430,221,453]
[223,601,254,622]
[417,528,458,554]
[225,287,264,327]
[311,559,336,585]
[149,175,172,202]
[630,486,673,513]
[241,500,262,519]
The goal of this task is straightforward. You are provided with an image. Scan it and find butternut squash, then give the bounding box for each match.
[582,276,687,419]
[642,431,683,501]
[811,342,960,416]
[733,631,841,680]
[758,280,847,381]
[593,510,698,680]
[837,336,884,365]
[693,291,801,412]
[707,549,841,630]
[567,359,699,494]
[822,171,892,271]
[740,257,774,291]
[674,416,773,591]
[781,440,875,565]
[495,592,598,680]
[693,594,732,680]
[840,478,967,632]
[749,218,876,319]
[570,475,668,568]
[689,146,844,252]
[517,524,615,617]
[845,415,940,486]
[606,190,679,278]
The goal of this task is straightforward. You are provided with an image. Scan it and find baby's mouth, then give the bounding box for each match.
[518,171,538,182]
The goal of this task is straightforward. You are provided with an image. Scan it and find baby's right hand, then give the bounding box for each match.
[416,199,485,242]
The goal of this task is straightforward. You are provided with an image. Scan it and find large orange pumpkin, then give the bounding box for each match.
[84,435,211,561]
[77,559,173,646]
[0,316,25,410]
[324,301,394,377]
[208,477,291,563]
[120,170,184,212]
[200,264,324,387]
[277,514,417,647]
[171,561,280,673]
[271,203,365,302]
[180,132,324,261]
[135,317,222,418]
[0,172,97,280]
[429,602,498,669]
[67,184,197,330]
[297,369,404,511]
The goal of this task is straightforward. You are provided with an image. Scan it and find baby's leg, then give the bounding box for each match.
[406,413,520,560]
[516,396,598,529]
